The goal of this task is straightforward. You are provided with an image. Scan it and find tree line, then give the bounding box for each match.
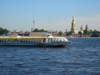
[33,28,47,32]
[63,30,100,37]
[0,27,100,37]
[78,30,100,37]
[0,27,9,35]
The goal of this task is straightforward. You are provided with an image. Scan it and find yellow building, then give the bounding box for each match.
[12,32,18,36]
[71,17,76,33]
[71,5,76,33]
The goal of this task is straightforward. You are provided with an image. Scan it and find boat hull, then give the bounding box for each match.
[37,41,71,47]
[0,41,71,47]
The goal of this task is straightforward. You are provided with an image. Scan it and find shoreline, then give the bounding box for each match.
[67,37,100,38]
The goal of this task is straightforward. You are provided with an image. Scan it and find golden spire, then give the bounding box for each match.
[73,4,74,18]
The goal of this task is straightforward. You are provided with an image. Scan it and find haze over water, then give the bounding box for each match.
[0,38,100,75]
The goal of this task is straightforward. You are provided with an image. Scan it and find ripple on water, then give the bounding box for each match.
[0,38,100,75]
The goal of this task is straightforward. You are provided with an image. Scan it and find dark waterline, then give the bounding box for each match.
[0,38,100,75]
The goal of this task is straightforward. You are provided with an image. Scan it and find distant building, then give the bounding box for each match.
[18,33,29,36]
[85,24,89,31]
[7,30,30,36]
[12,32,18,36]
[18,30,29,36]
[29,32,49,37]
[71,12,76,33]
[11,30,20,36]
[71,5,78,34]
[80,25,84,33]
[19,30,25,34]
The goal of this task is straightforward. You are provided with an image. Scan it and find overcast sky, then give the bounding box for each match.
[0,0,100,32]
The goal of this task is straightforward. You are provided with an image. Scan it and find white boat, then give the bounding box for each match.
[0,34,71,47]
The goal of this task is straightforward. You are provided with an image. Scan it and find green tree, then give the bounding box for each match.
[25,31,28,33]
[33,28,39,32]
[58,31,62,36]
[40,29,47,32]
[66,31,72,37]
[33,28,47,32]
[91,30,99,37]
[69,31,72,35]
[83,30,88,37]
[90,30,93,33]
[0,27,3,35]
[78,31,82,37]
[0,27,9,35]
[66,33,69,37]
[87,31,90,35]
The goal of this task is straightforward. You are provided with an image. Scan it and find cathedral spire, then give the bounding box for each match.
[73,4,75,21]
[73,4,75,18]
[71,4,76,33]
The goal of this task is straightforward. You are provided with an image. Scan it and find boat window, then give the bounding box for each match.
[3,40,5,42]
[48,39,50,41]
[34,40,36,43]
[1,40,3,42]
[49,39,51,41]
[60,39,62,41]
[25,40,26,43]
[2,40,4,42]
[31,41,33,43]
[37,40,39,43]
[29,40,31,43]
[4,40,6,42]
[63,39,66,41]
[17,40,19,42]
[23,40,24,43]
[43,38,46,42]
[55,39,57,41]
[2,40,3,42]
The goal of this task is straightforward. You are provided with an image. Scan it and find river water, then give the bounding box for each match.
[0,38,100,75]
